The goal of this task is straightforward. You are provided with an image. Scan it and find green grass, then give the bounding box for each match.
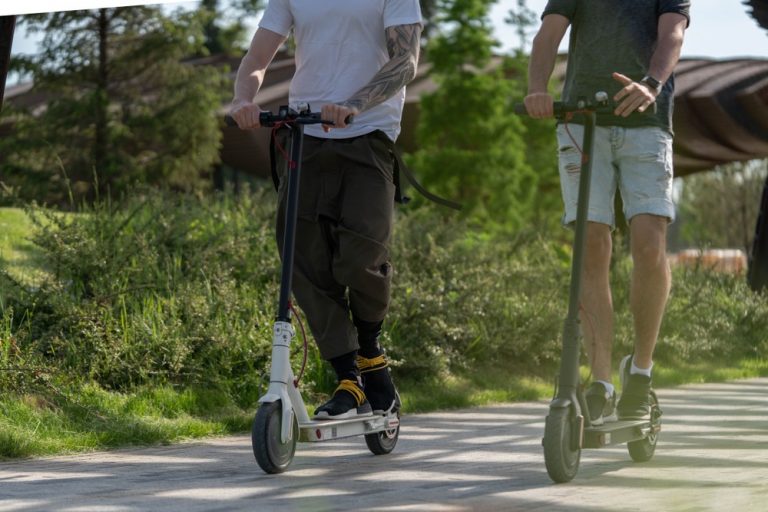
[402,358,768,413]
[400,367,552,413]
[652,358,768,387]
[0,208,42,282]
[4,359,766,459]
[0,384,252,459]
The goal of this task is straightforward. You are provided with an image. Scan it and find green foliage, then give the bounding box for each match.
[2,192,768,455]
[198,0,266,55]
[677,160,768,253]
[388,208,567,379]
[1,7,227,205]
[505,0,538,50]
[4,192,767,396]
[1,189,280,402]
[659,266,768,363]
[409,0,557,231]
[604,252,768,365]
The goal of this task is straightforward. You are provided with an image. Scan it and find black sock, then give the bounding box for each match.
[329,350,359,383]
[354,317,384,358]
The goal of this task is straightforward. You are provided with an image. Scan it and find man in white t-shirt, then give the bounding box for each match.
[230,0,423,420]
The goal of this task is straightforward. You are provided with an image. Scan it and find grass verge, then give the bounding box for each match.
[0,208,45,283]
[2,358,766,459]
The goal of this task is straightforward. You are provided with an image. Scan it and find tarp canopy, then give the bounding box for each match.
[673,58,768,176]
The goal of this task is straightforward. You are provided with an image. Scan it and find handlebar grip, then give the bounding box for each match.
[223,112,276,127]
[513,102,565,117]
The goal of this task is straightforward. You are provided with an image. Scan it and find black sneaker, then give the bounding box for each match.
[313,379,373,420]
[617,354,652,420]
[585,381,617,426]
[357,354,399,414]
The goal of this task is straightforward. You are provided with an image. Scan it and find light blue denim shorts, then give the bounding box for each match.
[556,124,675,229]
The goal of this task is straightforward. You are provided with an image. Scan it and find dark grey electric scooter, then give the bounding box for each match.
[515,92,662,483]
[226,105,400,474]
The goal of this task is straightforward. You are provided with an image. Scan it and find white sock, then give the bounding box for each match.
[631,357,653,377]
[597,380,615,396]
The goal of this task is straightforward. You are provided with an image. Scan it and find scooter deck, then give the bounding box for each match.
[583,419,660,448]
[298,412,400,442]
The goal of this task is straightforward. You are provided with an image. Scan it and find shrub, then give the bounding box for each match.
[2,189,767,404]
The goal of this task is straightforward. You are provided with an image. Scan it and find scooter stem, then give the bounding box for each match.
[277,123,305,322]
[263,122,310,442]
[558,111,597,398]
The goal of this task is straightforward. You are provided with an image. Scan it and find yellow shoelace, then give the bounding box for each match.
[337,379,366,406]
[356,354,388,373]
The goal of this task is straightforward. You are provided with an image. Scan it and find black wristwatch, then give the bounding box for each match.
[640,75,663,94]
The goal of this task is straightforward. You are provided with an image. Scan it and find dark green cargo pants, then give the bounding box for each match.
[275,130,396,360]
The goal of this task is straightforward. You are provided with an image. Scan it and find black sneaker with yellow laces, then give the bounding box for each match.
[313,379,373,420]
[357,354,399,414]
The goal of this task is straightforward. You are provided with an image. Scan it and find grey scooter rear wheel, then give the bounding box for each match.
[627,391,661,462]
[365,412,400,455]
[543,407,582,483]
[252,400,298,474]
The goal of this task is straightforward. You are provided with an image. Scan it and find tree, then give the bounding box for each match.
[198,0,265,56]
[408,0,547,230]
[0,7,227,204]
[419,0,440,37]
[0,16,16,111]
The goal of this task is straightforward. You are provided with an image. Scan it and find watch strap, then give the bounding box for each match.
[640,75,663,92]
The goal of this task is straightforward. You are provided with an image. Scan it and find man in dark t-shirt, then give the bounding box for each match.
[524,0,689,425]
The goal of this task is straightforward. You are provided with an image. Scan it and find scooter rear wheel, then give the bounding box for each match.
[365,412,400,455]
[543,407,582,483]
[252,400,298,474]
[627,391,661,462]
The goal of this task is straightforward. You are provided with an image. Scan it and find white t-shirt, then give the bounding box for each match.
[258,0,422,141]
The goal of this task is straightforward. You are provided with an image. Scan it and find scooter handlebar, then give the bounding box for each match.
[513,99,657,118]
[224,109,353,128]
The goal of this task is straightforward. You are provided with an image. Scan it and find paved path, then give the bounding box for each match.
[1,379,767,512]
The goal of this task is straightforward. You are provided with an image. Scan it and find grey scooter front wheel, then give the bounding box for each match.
[252,400,298,474]
[543,407,582,483]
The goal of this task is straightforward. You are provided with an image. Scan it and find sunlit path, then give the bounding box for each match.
[1,379,766,511]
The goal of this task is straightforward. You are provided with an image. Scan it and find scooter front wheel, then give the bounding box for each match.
[252,400,298,474]
[543,407,582,483]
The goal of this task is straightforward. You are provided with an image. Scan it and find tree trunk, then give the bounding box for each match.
[0,15,17,113]
[748,173,768,292]
[93,9,109,190]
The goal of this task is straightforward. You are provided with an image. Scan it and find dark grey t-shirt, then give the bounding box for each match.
[542,0,690,133]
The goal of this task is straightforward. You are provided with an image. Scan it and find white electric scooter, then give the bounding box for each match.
[226,105,400,474]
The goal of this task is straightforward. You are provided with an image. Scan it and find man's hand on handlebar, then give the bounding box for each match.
[229,99,264,129]
[523,92,555,119]
[321,103,358,132]
[612,72,658,118]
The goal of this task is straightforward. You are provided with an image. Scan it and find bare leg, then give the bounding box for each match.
[579,222,614,382]
[629,214,671,369]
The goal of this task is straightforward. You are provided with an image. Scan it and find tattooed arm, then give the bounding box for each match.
[321,23,422,129]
